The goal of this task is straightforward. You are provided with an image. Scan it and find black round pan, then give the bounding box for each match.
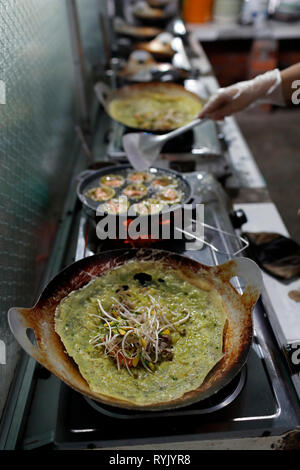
[114,23,163,41]
[76,164,193,219]
[146,0,173,8]
[132,4,174,26]
[118,61,190,85]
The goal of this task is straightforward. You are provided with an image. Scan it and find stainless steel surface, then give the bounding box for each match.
[107,119,227,178]
[177,220,249,256]
[123,118,207,170]
[171,36,192,71]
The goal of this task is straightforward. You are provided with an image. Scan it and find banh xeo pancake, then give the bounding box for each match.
[108,90,203,130]
[55,261,227,406]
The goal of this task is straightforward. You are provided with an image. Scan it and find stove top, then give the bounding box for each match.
[13,169,299,451]
[3,12,300,451]
[105,80,232,182]
[75,171,244,262]
[54,348,276,448]
[48,169,299,450]
[108,119,221,158]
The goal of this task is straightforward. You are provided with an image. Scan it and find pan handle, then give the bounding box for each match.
[94,82,112,110]
[8,307,43,362]
[76,169,96,182]
[213,257,263,300]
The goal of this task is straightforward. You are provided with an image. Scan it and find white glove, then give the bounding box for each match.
[199,69,285,121]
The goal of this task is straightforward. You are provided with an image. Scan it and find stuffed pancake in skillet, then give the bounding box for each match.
[55,259,227,407]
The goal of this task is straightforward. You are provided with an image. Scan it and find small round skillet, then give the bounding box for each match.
[76,164,193,219]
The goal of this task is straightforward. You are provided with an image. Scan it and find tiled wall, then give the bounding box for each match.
[0,0,104,418]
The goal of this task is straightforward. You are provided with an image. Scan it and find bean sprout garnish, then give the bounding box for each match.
[88,294,190,375]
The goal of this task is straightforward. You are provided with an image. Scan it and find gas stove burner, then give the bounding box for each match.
[161,129,194,153]
[122,127,195,154]
[75,170,243,260]
[94,230,191,251]
[109,124,208,159]
[84,367,247,420]
[169,159,196,173]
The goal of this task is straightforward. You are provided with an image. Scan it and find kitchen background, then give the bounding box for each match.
[0,0,299,447]
[0,0,107,419]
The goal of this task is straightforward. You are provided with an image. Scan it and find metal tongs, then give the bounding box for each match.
[176,220,249,257]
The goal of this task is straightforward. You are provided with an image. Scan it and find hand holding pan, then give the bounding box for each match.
[8,249,262,410]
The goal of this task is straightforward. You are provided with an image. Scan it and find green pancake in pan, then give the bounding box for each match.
[55,261,226,407]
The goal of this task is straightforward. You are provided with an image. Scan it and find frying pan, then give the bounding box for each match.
[94,81,205,133]
[8,248,262,411]
[76,164,192,219]
[117,51,189,84]
[132,1,175,26]
[114,21,163,41]
[132,31,176,62]
[146,0,173,8]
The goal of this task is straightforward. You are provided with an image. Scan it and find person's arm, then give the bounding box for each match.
[199,64,300,121]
